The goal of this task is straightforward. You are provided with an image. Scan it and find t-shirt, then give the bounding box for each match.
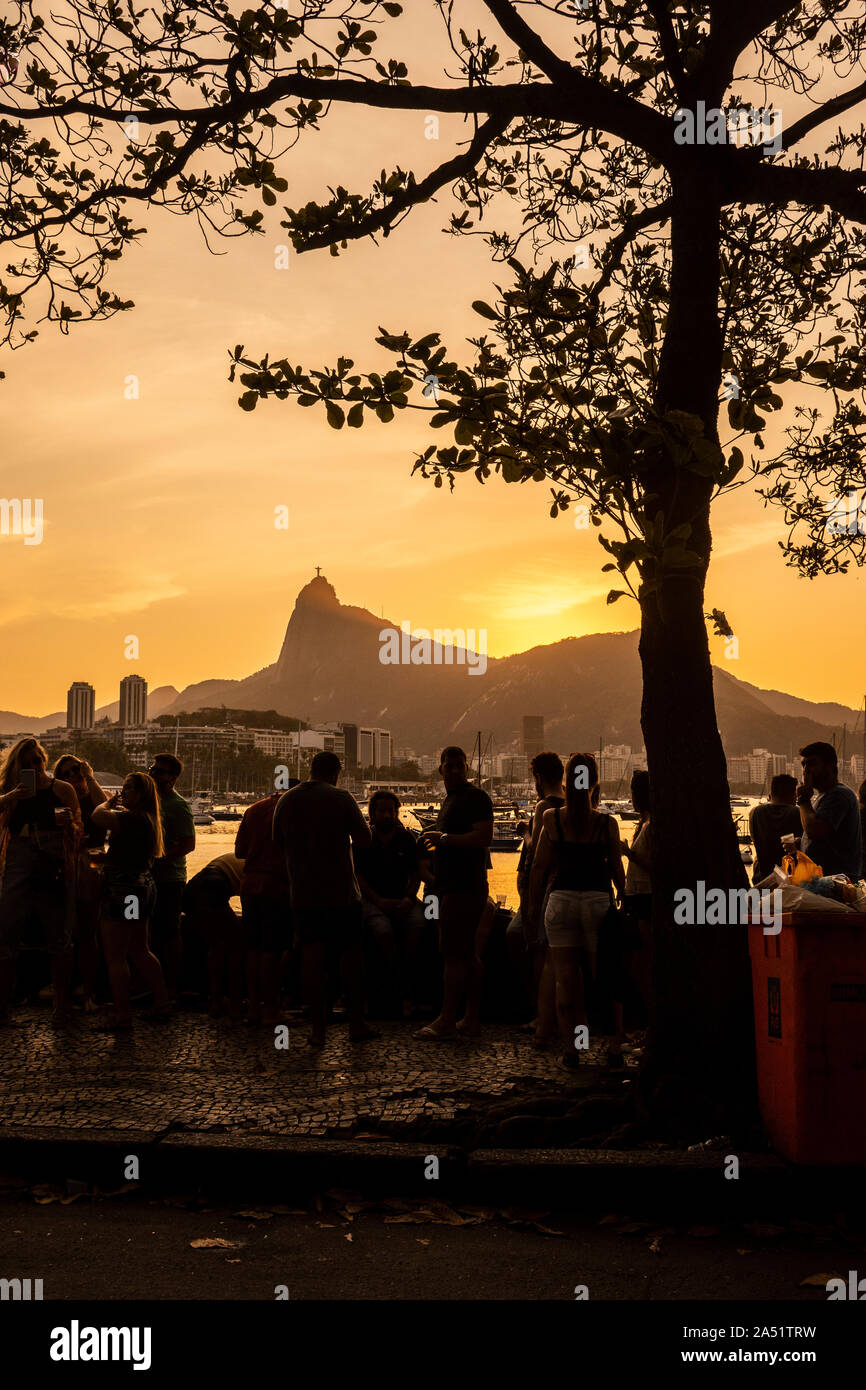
[748,802,802,884]
[205,853,244,895]
[235,795,289,897]
[355,825,419,901]
[106,809,156,877]
[434,782,494,895]
[801,783,863,881]
[273,780,371,910]
[152,791,195,883]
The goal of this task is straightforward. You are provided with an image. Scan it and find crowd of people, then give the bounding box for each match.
[0,732,859,1068]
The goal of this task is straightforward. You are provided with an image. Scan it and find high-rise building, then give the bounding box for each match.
[342,723,359,771]
[119,675,148,726]
[374,730,392,769]
[66,682,95,730]
[522,715,545,761]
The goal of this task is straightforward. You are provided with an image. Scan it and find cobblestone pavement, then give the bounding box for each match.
[0,1007,637,1142]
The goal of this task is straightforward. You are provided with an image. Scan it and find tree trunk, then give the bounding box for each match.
[636,176,757,1139]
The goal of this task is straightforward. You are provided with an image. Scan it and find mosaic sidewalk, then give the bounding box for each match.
[0,1010,636,1144]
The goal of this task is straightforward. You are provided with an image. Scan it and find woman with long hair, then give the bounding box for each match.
[53,756,109,1012]
[528,752,625,1071]
[0,737,82,1024]
[90,772,170,1030]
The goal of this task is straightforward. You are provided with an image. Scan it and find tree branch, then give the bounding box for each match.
[731,157,866,225]
[697,1,802,103]
[295,112,511,252]
[645,1,690,103]
[481,0,574,83]
[782,77,866,150]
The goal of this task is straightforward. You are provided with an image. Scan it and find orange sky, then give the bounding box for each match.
[2,3,865,717]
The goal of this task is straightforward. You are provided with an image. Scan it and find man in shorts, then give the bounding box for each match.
[273,751,376,1047]
[415,746,493,1040]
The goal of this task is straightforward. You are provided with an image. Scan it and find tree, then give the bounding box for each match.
[4,0,866,1134]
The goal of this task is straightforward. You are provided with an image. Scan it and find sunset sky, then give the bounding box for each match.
[2,3,865,719]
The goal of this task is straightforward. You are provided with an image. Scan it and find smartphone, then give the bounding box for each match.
[20,769,37,797]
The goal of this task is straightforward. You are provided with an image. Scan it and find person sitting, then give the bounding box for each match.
[90,773,170,1031]
[748,773,801,884]
[797,742,863,881]
[0,738,82,1025]
[355,791,428,1019]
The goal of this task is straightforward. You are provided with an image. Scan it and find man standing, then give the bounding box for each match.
[797,742,863,881]
[415,746,493,1041]
[749,774,802,884]
[273,751,376,1047]
[236,780,298,1026]
[355,790,427,1018]
[148,754,195,1001]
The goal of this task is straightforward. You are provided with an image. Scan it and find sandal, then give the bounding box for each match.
[414,1024,458,1041]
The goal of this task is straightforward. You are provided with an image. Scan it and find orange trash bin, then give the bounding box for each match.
[748,911,866,1164]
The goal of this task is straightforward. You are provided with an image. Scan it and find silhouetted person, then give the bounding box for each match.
[511,750,564,1046]
[183,853,245,1019]
[148,754,195,1001]
[273,751,375,1047]
[860,779,866,879]
[0,738,81,1024]
[53,755,109,1011]
[749,773,801,883]
[415,746,493,1040]
[797,742,862,880]
[355,790,427,1017]
[236,781,299,1026]
[91,773,170,1030]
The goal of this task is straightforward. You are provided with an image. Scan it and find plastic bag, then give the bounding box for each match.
[781,850,823,884]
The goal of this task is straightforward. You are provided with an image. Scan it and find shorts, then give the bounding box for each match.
[0,834,75,960]
[242,893,292,953]
[149,880,185,951]
[100,869,157,924]
[293,901,363,950]
[544,890,610,952]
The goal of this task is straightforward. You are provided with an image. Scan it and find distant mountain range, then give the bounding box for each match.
[0,685,179,736]
[2,575,862,756]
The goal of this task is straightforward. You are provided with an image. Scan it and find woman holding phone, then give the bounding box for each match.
[90,772,170,1030]
[0,737,82,1024]
[53,756,109,1012]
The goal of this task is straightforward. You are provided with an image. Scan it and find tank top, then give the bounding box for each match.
[8,780,59,835]
[549,807,612,894]
[517,795,565,879]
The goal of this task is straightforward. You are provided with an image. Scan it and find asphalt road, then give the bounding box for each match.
[1,1187,860,1301]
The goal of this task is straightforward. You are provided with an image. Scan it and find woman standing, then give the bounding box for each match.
[90,772,170,1031]
[529,752,625,1072]
[53,756,109,1012]
[0,737,82,1024]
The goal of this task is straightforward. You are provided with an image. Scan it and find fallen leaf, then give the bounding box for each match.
[648,1237,662,1254]
[234,1210,274,1221]
[736,1249,754,1255]
[599,1213,626,1226]
[315,1222,336,1229]
[34,1196,58,1205]
[616,1222,651,1236]
[190,1238,242,1249]
[532,1224,565,1237]
[267,1206,306,1216]
[226,1259,241,1264]
[800,1272,839,1287]
[416,1238,430,1247]
[743,1221,785,1238]
[344,1233,353,1242]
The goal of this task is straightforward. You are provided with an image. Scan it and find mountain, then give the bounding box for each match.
[0,685,180,736]
[159,573,854,756]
